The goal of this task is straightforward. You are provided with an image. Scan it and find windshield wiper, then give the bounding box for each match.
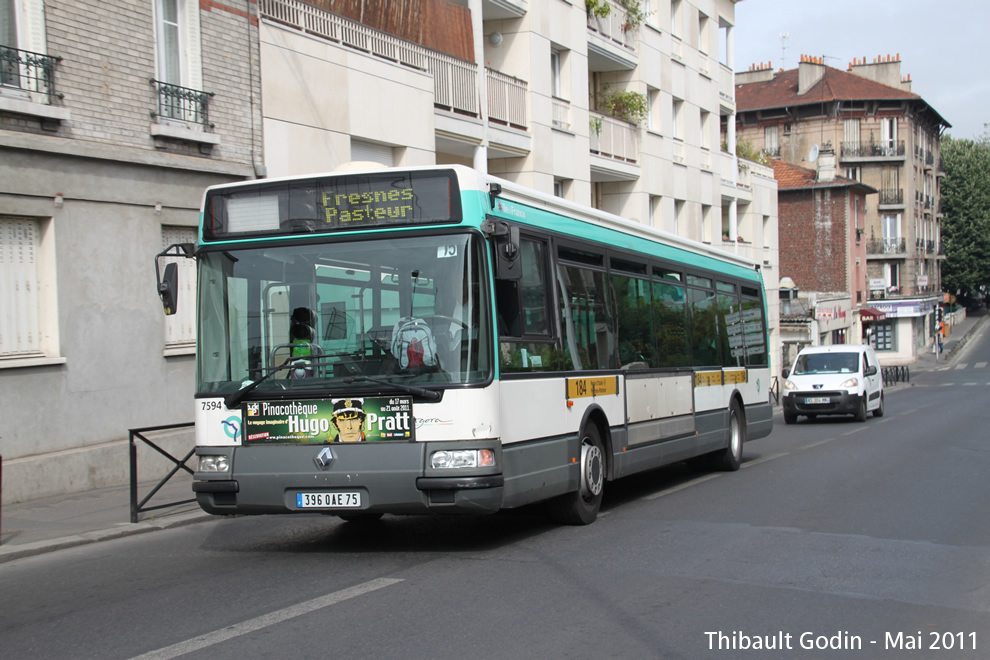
[340,374,441,401]
[223,353,346,409]
[223,356,442,409]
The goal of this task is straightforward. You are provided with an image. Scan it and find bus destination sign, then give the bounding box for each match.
[203,169,461,239]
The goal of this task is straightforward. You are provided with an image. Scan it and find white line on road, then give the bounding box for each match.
[741,451,789,469]
[129,578,403,660]
[976,362,987,368]
[955,363,968,370]
[643,473,721,500]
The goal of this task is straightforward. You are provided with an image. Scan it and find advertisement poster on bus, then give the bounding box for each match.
[243,396,413,443]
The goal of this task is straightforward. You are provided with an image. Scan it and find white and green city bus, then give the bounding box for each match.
[155,164,773,524]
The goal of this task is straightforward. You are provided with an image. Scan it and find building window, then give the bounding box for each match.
[351,139,394,167]
[885,262,900,293]
[764,125,779,157]
[649,195,661,228]
[671,0,682,38]
[672,98,683,139]
[1,215,59,362]
[845,167,860,181]
[700,110,710,149]
[701,204,712,243]
[161,226,197,351]
[871,321,894,352]
[647,87,660,132]
[673,199,684,235]
[698,13,709,54]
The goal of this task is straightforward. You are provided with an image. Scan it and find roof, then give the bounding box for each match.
[736,65,950,128]
[770,159,877,195]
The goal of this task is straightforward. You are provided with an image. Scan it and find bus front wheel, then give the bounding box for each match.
[549,424,605,525]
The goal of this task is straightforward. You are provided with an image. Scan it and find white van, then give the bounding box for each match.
[781,344,884,424]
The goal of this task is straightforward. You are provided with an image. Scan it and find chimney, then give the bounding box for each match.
[736,61,775,85]
[848,54,903,89]
[816,147,836,182]
[798,55,825,95]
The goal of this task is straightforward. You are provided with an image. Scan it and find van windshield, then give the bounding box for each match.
[793,352,859,375]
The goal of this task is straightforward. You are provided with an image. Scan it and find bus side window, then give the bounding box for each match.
[497,238,558,372]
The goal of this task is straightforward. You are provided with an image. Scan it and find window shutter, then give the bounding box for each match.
[0,217,42,357]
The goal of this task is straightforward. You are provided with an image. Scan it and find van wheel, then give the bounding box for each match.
[712,400,745,471]
[855,398,868,422]
[549,425,604,525]
[873,393,885,417]
[783,410,797,425]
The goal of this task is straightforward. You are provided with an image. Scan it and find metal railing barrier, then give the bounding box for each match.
[769,376,780,405]
[129,422,196,523]
[881,366,910,385]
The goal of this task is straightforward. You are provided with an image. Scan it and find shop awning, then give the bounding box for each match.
[859,307,886,321]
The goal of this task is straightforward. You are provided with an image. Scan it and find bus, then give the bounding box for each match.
[155,164,773,525]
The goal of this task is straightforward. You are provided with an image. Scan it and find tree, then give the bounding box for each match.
[940,128,990,296]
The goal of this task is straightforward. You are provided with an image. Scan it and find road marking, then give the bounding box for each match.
[741,451,789,469]
[643,473,721,500]
[955,363,968,370]
[129,578,403,660]
[804,438,833,449]
[976,362,987,368]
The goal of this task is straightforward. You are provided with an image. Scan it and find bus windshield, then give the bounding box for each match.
[196,233,491,396]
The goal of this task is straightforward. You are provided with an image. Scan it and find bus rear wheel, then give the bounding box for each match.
[712,400,745,471]
[549,424,605,525]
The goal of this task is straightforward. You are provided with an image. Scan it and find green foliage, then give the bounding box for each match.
[735,138,770,166]
[586,0,610,19]
[940,128,990,295]
[616,0,648,30]
[599,87,649,124]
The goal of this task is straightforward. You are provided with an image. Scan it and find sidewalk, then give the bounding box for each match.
[0,474,212,564]
[2,308,987,564]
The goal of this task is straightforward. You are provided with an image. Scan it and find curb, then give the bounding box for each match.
[0,511,214,565]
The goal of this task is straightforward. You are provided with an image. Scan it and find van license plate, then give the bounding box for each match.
[804,397,830,404]
[297,492,361,508]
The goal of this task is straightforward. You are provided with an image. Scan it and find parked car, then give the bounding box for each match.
[781,344,884,424]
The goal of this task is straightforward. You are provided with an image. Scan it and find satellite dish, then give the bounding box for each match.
[808,144,819,162]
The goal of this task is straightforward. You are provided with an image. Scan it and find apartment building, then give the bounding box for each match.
[736,55,949,364]
[0,0,261,501]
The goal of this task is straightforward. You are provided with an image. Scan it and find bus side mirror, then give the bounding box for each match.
[154,242,194,316]
[159,262,179,315]
[483,218,521,281]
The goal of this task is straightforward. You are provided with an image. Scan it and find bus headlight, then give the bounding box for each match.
[198,455,230,473]
[430,449,495,469]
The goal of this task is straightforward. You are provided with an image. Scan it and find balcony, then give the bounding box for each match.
[718,63,735,115]
[586,0,637,71]
[590,112,639,163]
[867,237,907,255]
[150,79,213,127]
[878,188,904,207]
[840,140,906,161]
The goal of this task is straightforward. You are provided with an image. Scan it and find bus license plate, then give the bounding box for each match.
[804,397,830,404]
[297,492,361,509]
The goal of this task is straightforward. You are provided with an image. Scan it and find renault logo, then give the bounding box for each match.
[315,447,334,470]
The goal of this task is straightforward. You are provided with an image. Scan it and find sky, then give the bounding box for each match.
[733,0,990,140]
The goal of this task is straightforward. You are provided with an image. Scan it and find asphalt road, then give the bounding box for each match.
[2,338,990,659]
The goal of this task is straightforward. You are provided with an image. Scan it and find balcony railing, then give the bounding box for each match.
[586,0,637,53]
[916,239,936,254]
[590,112,639,163]
[0,44,62,103]
[486,68,527,130]
[867,237,906,254]
[260,0,484,118]
[841,140,905,159]
[878,188,904,206]
[552,97,572,131]
[150,79,214,126]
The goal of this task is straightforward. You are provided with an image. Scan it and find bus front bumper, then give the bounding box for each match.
[192,441,504,517]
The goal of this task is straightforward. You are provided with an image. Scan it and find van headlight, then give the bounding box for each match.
[840,377,859,389]
[430,449,495,469]
[198,455,230,473]
[783,379,797,390]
